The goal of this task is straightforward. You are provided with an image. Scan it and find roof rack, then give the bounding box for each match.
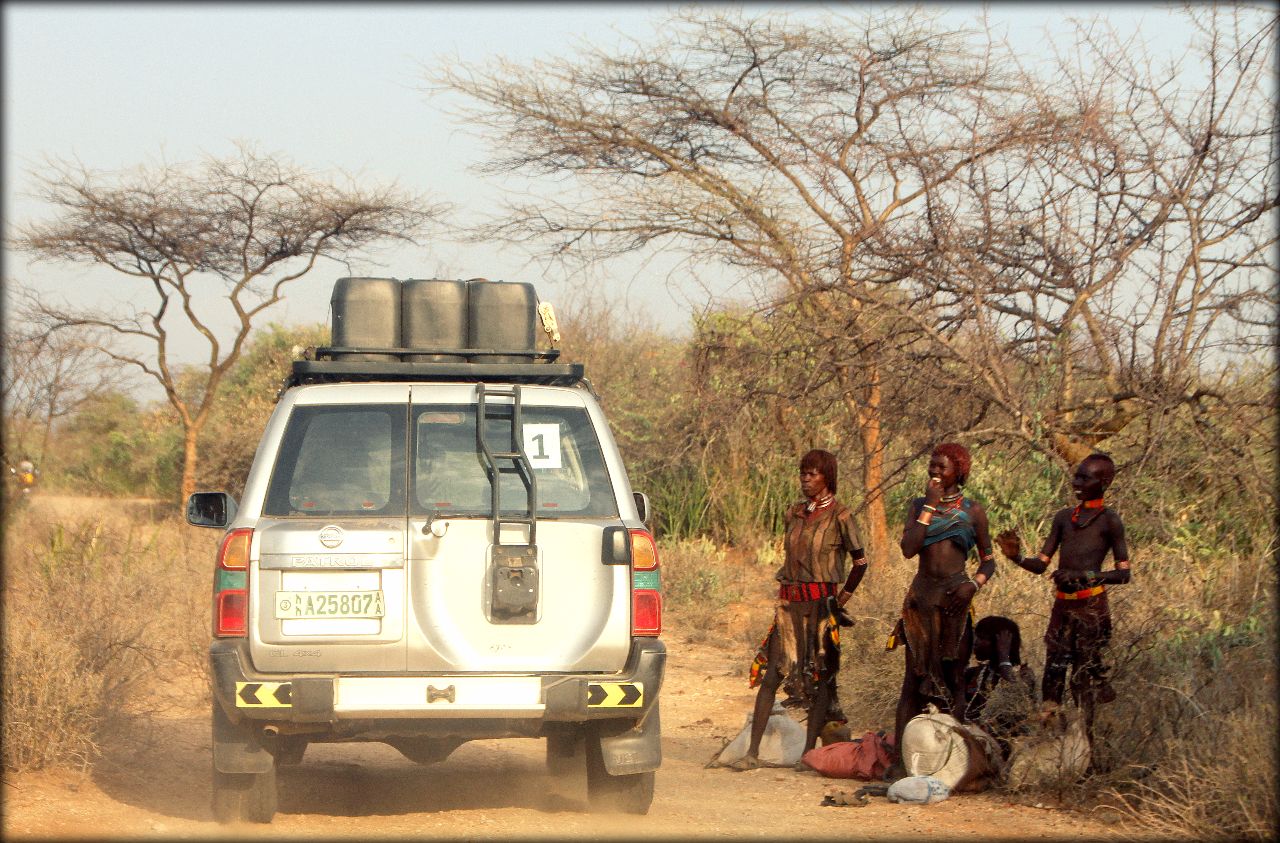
[284,346,586,388]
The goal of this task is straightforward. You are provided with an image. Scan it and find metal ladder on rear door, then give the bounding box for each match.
[476,383,540,622]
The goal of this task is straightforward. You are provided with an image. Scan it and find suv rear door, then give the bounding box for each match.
[250,385,411,673]
[404,384,632,673]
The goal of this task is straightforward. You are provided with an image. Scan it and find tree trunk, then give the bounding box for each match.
[1051,432,1095,467]
[181,426,200,504]
[843,372,890,568]
[861,425,890,569]
[39,403,55,466]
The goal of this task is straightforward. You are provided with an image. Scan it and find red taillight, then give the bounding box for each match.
[632,589,662,637]
[214,528,252,638]
[630,529,661,636]
[216,590,248,637]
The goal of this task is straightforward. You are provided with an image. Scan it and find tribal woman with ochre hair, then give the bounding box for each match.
[889,443,996,776]
[728,449,868,771]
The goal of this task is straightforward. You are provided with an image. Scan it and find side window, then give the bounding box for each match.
[264,406,406,517]
[411,404,617,518]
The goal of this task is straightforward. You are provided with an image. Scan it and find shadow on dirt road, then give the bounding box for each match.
[277,744,588,817]
[6,615,1134,839]
[91,713,590,824]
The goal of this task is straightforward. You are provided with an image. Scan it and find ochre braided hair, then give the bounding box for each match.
[932,442,972,486]
[800,449,838,495]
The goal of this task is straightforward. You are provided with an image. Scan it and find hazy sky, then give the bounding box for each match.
[3,2,1200,388]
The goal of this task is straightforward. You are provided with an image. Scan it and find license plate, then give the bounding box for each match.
[275,591,385,620]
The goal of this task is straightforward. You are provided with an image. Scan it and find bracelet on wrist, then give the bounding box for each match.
[998,660,1012,667]
[921,504,937,513]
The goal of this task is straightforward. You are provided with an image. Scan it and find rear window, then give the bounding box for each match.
[261,401,618,519]
[263,405,407,517]
[412,403,618,519]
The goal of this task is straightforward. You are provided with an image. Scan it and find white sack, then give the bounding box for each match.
[900,705,971,789]
[708,704,807,768]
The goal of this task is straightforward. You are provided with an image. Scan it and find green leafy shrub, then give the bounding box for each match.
[44,391,182,498]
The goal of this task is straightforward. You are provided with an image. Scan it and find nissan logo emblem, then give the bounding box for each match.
[318,525,344,549]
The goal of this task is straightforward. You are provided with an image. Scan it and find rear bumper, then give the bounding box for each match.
[209,637,666,727]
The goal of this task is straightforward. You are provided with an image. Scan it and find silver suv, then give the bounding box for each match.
[187,278,665,823]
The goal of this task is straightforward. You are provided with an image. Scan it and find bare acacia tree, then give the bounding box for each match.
[13,143,445,500]
[438,7,1277,551]
[859,5,1278,465]
[1,304,124,469]
[434,8,1081,559]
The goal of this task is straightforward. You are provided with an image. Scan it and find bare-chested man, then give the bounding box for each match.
[996,452,1130,740]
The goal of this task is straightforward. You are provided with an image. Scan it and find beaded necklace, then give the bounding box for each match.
[1071,498,1105,528]
[805,492,834,515]
[934,492,964,512]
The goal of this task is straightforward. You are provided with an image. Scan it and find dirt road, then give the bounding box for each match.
[2,610,1140,841]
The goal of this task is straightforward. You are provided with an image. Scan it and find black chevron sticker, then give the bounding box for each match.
[586,682,644,708]
[235,681,293,708]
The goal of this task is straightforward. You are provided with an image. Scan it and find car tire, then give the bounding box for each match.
[241,763,278,823]
[210,700,279,823]
[211,761,278,823]
[545,729,583,773]
[211,764,248,824]
[275,735,308,766]
[585,728,655,815]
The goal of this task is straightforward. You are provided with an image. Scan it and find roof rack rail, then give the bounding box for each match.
[317,346,563,362]
[285,345,585,388]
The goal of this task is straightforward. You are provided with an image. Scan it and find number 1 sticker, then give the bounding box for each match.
[523,424,562,469]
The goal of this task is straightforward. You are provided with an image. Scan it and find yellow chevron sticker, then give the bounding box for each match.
[235,681,292,708]
[586,682,643,708]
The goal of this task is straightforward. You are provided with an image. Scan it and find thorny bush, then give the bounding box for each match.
[2,501,214,772]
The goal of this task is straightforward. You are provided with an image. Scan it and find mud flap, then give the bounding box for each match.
[599,701,661,776]
[212,699,274,774]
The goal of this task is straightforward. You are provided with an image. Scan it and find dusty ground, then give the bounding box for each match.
[3,627,1142,841]
[3,495,1144,839]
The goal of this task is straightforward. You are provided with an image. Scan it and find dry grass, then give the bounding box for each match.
[660,536,778,646]
[1109,700,1277,841]
[2,498,214,772]
[659,532,1277,840]
[4,504,1273,838]
[2,620,104,771]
